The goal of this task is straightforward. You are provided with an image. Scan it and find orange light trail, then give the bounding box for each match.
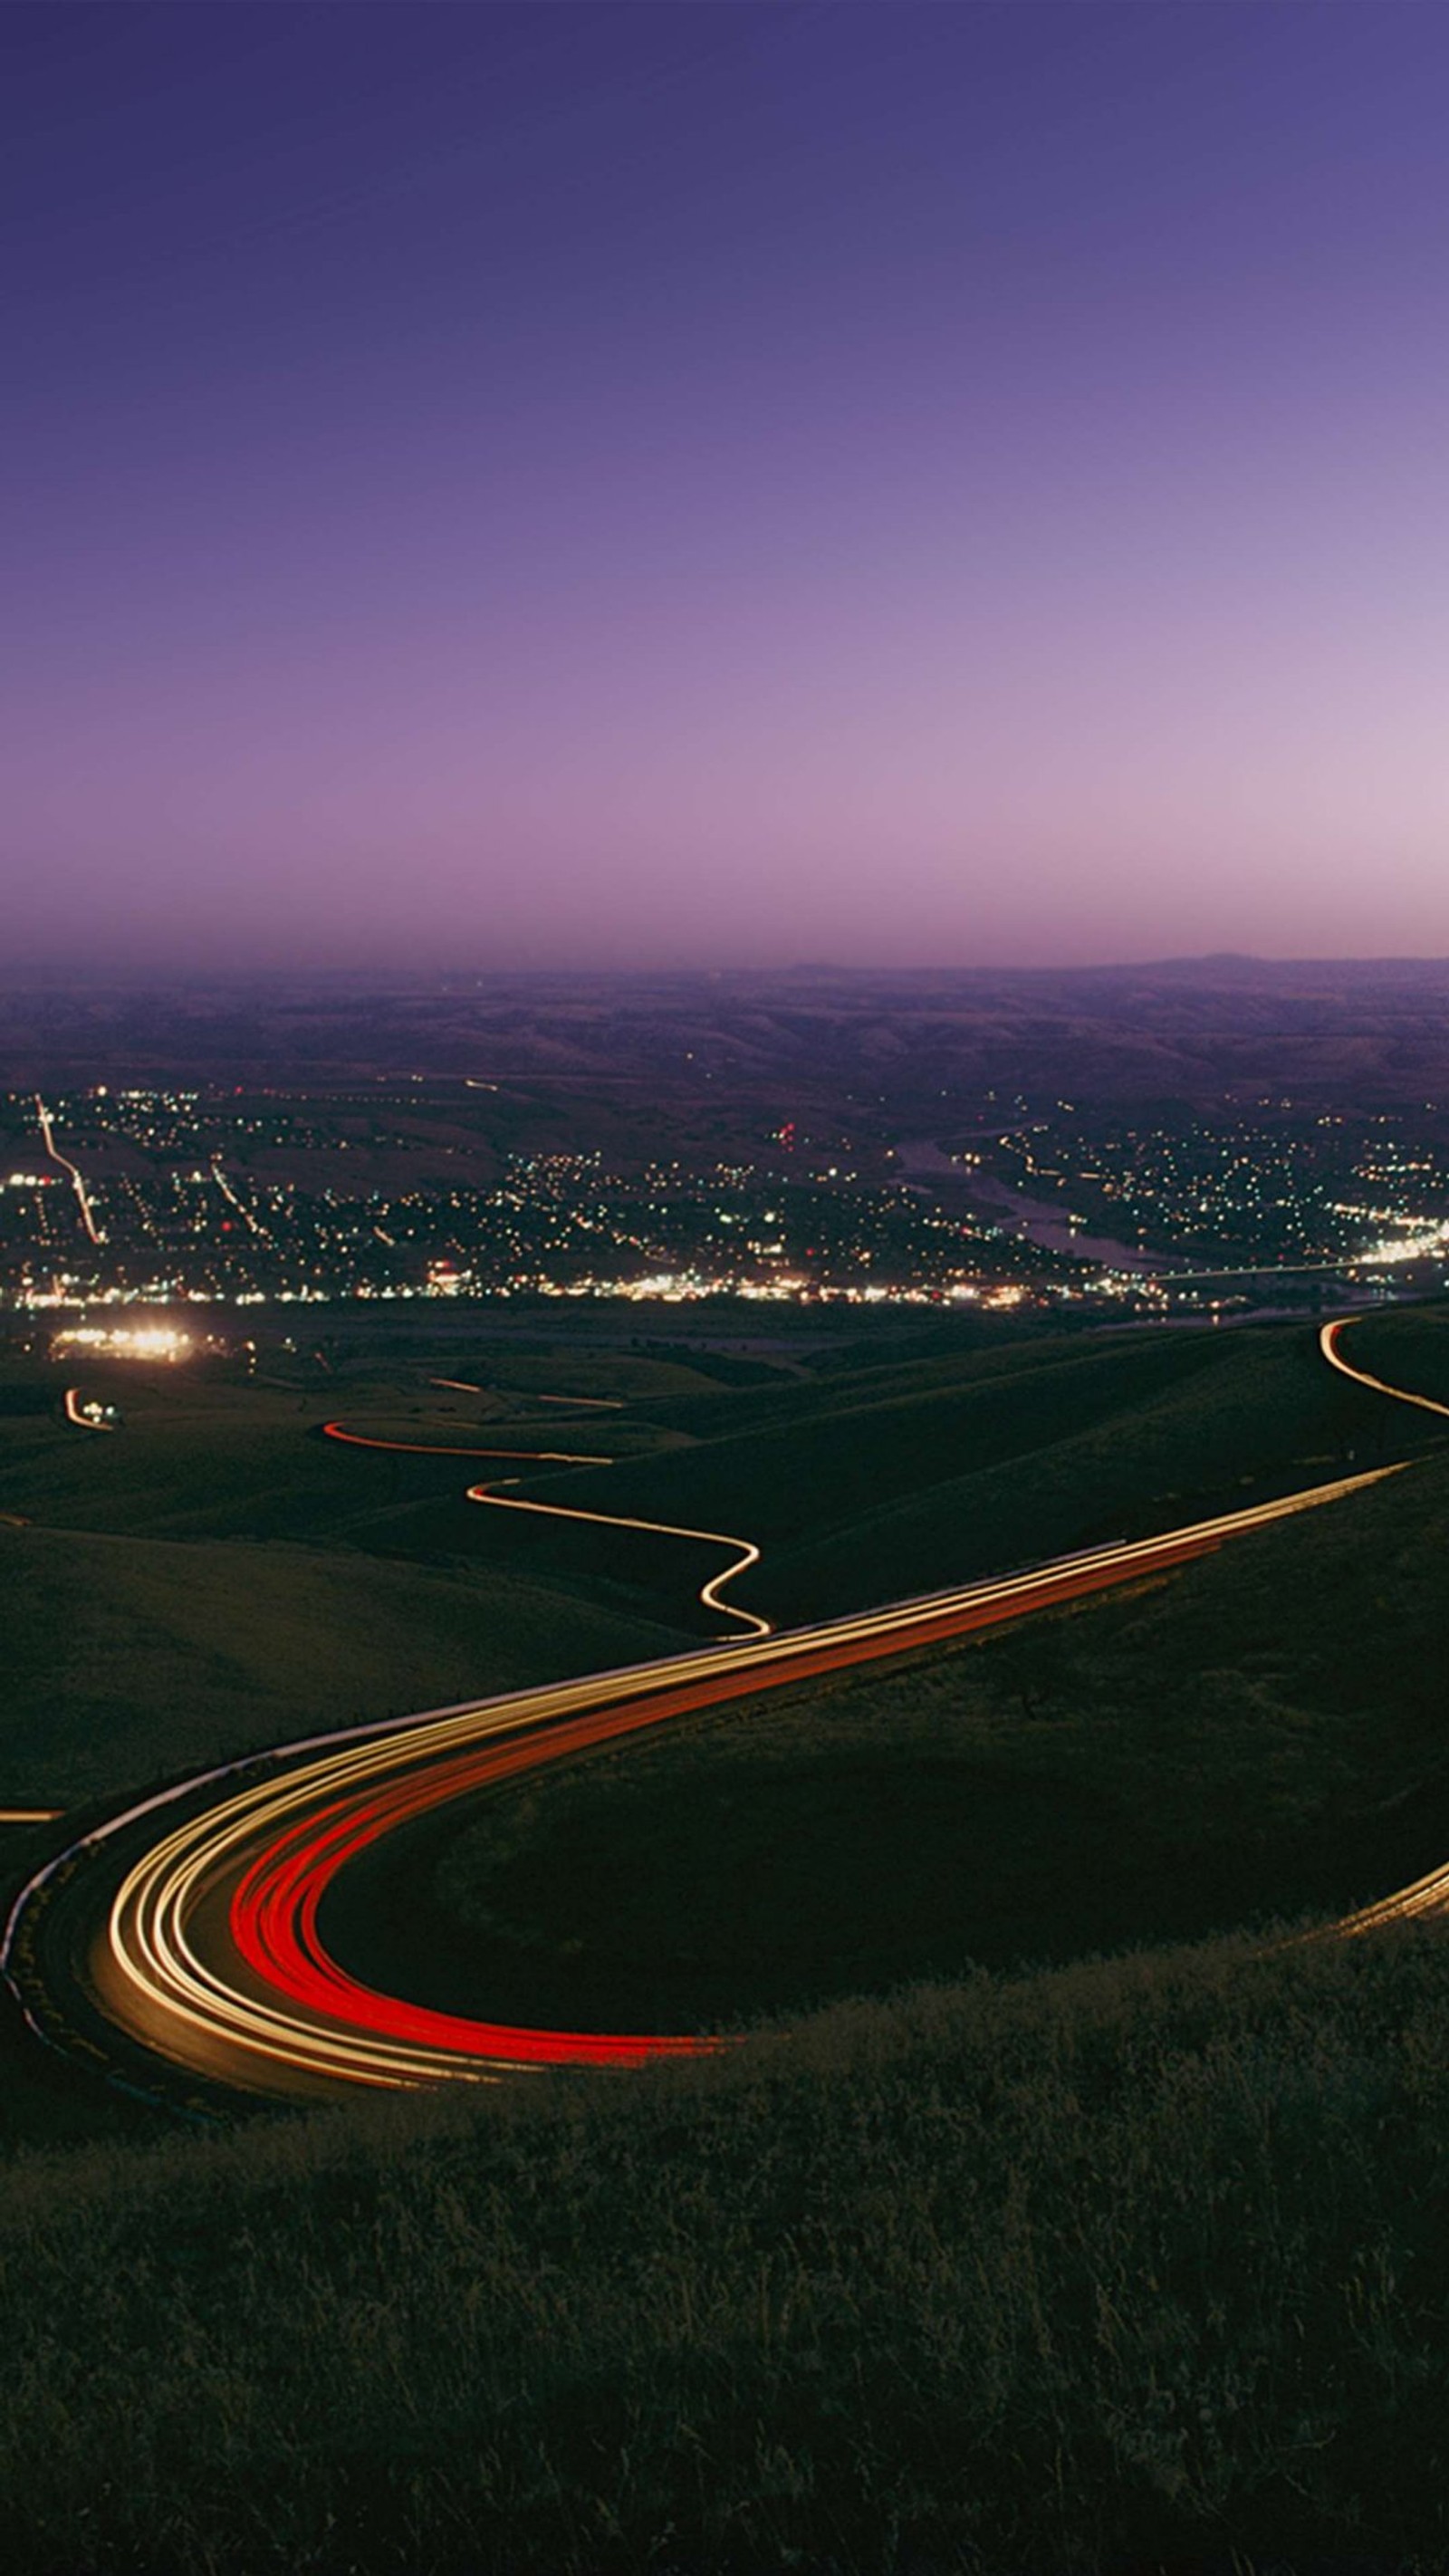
[321,1418,769,1639]
[62,1387,114,1434]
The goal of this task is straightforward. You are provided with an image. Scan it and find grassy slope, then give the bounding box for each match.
[309,1318,1448,2034]
[0,1363,710,1667]
[0,1373,362,1539]
[474,1347,765,1399]
[0,1358,685,2144]
[10,1318,1424,1646]
[0,1523,679,1809]
[5,1927,1449,2575]
[0,1356,691,1808]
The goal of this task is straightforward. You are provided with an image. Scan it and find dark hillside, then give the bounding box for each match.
[0,1528,677,1809]
[513,1324,1425,1623]
[6,1927,1449,2574]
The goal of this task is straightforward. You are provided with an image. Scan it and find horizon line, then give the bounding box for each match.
[4,949,1449,991]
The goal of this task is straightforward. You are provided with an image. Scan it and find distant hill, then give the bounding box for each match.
[6,956,1449,1114]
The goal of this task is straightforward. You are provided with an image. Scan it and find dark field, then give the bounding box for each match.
[0,1353,689,1809]
[0,1525,677,1809]
[1352,1306,1449,1407]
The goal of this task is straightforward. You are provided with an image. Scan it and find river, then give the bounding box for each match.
[895,1139,1170,1274]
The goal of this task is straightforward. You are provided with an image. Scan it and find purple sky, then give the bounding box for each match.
[6,2,1449,973]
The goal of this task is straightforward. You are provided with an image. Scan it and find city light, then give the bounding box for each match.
[51,1323,198,1362]
[4,1081,1445,1321]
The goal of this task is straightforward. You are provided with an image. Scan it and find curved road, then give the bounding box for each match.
[320,1418,770,1639]
[1316,1319,1449,1939]
[8,1467,1396,2100]
[1319,1315,1449,1422]
[5,1318,1444,2102]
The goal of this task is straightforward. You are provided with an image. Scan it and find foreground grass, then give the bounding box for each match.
[5,1926,1449,2572]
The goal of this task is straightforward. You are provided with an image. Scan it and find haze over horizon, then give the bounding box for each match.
[8,2,1449,976]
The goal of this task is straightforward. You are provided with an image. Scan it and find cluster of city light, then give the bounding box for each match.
[51,1323,197,1361]
[3,1081,1061,1312]
[993,1105,1449,1284]
[518,1270,1033,1308]
[1352,1219,1449,1269]
[27,1076,1428,1316]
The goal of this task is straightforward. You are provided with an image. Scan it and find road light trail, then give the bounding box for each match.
[1314,1316,1449,1937]
[1334,1857,1449,1937]
[34,1095,101,1245]
[428,1377,623,1408]
[321,1421,610,1467]
[3,1460,1396,2105]
[464,1483,771,1639]
[62,1387,114,1433]
[210,1158,268,1239]
[1320,1316,1449,1420]
[0,1811,60,1827]
[321,1418,770,1639]
[530,1390,624,1408]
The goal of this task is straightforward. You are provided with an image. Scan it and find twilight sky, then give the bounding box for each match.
[6,1,1449,973]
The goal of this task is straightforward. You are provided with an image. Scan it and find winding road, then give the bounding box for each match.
[5,1317,1444,2103]
[320,1417,770,1638]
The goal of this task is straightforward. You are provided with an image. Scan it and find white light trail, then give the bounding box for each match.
[34,1096,101,1245]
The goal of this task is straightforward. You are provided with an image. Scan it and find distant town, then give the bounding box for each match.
[4,1058,1446,1329]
